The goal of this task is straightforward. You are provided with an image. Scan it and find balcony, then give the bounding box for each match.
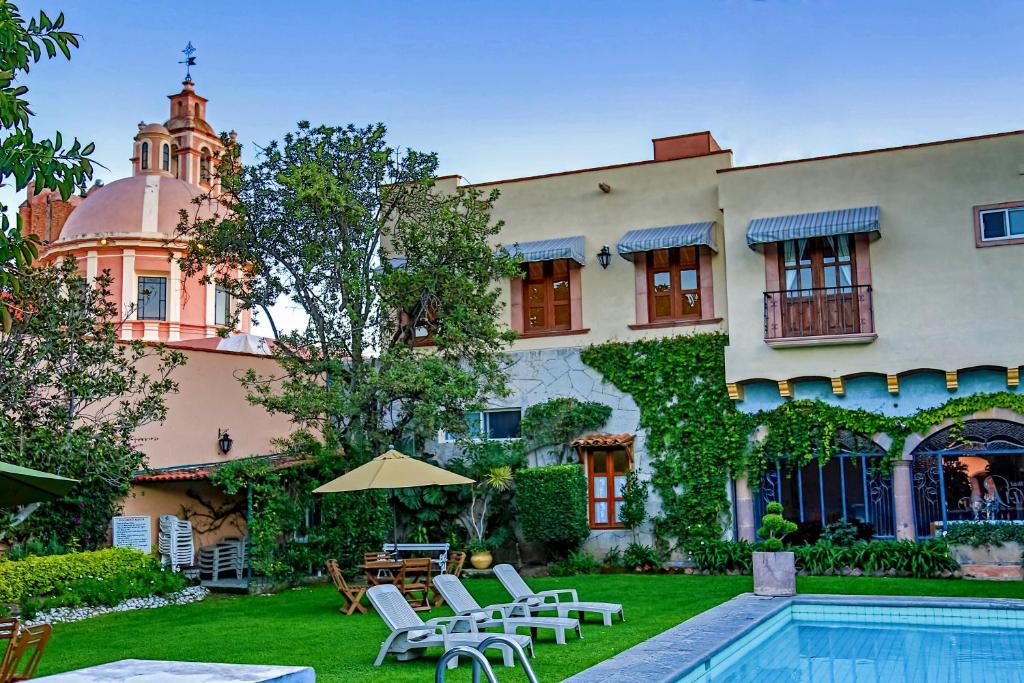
[764,285,876,347]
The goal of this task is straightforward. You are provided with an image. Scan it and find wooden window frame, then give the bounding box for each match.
[646,246,702,322]
[510,259,584,337]
[777,235,857,293]
[585,448,631,530]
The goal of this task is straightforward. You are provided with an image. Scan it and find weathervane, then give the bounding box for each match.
[179,42,197,82]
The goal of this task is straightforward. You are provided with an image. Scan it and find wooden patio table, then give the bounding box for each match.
[357,560,403,587]
[357,558,434,611]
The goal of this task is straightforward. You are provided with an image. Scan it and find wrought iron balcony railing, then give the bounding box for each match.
[764,284,874,341]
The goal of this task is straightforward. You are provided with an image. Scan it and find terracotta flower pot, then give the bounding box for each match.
[470,551,493,570]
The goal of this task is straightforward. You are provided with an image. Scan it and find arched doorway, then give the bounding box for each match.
[755,430,895,540]
[911,419,1024,537]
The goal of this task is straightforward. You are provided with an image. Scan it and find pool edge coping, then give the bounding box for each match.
[561,593,1024,683]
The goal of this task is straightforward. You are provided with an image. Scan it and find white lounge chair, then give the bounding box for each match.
[433,573,582,645]
[493,563,624,626]
[366,584,534,668]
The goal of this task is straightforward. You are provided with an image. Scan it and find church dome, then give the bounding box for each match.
[59,174,222,241]
[139,122,170,136]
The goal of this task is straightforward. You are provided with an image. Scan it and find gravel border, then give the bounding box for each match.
[24,585,209,626]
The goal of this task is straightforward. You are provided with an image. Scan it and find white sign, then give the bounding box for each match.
[112,515,152,554]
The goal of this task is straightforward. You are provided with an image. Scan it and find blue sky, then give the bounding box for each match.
[11,0,1024,331]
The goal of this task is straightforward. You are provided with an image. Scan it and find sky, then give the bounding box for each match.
[11,0,1024,333]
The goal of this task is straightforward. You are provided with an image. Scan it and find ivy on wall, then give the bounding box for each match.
[582,334,751,549]
[520,397,613,462]
[583,331,1024,551]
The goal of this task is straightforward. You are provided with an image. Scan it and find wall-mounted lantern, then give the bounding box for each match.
[597,245,611,269]
[218,428,233,455]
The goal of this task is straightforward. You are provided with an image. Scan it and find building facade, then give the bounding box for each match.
[425,128,1024,554]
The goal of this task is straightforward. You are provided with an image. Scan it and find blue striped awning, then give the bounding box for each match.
[616,222,718,260]
[501,235,586,265]
[746,206,880,249]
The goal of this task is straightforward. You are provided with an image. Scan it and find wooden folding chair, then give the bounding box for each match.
[0,619,19,678]
[395,557,433,611]
[2,624,51,683]
[325,559,366,616]
[433,551,467,607]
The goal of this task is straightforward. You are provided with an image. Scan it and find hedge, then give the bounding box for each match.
[0,547,156,604]
[515,464,590,559]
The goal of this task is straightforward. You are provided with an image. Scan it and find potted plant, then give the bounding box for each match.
[754,501,798,596]
[457,457,514,570]
[467,538,494,569]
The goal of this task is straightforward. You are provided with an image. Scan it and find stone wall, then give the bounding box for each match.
[427,346,661,557]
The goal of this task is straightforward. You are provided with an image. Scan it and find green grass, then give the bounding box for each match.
[37,574,1024,682]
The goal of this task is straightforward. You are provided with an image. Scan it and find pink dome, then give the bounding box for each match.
[59,175,222,241]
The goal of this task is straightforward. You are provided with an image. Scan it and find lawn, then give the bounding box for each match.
[37,574,1024,682]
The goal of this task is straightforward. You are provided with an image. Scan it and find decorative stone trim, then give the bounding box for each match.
[23,585,209,627]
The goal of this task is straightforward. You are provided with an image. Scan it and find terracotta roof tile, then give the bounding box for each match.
[571,433,635,448]
[133,455,305,483]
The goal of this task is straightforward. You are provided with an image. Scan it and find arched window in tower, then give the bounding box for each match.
[171,144,179,178]
[140,142,149,170]
[194,103,200,118]
[161,144,170,171]
[200,147,211,184]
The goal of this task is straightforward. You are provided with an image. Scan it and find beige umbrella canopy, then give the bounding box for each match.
[313,449,474,546]
[314,449,474,493]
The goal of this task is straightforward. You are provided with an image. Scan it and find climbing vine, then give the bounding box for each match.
[583,331,1024,552]
[582,334,751,550]
[520,397,613,462]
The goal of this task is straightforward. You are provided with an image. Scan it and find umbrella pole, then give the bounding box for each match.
[391,489,398,548]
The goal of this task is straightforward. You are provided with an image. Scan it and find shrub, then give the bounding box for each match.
[690,539,957,578]
[757,502,797,552]
[0,547,156,604]
[549,550,599,577]
[688,539,754,573]
[602,546,624,568]
[943,521,1024,548]
[622,542,660,570]
[516,464,590,559]
[19,564,187,618]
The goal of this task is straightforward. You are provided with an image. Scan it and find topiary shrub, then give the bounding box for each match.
[516,464,590,560]
[757,502,797,552]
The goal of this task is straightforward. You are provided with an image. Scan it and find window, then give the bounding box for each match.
[978,204,1024,243]
[780,235,854,294]
[587,449,629,528]
[439,409,522,443]
[171,144,179,178]
[200,147,212,184]
[647,247,701,321]
[137,276,167,320]
[194,103,201,118]
[161,144,170,171]
[140,142,149,170]
[523,258,571,332]
[214,285,232,326]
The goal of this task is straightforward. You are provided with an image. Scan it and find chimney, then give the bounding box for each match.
[652,132,722,161]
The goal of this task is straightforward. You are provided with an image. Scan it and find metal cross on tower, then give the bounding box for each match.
[179,42,197,82]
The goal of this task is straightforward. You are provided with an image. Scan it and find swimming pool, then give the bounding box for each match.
[564,594,1024,683]
[678,603,1024,682]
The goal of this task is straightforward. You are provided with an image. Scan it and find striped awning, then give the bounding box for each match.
[746,206,880,249]
[616,222,718,259]
[501,235,586,265]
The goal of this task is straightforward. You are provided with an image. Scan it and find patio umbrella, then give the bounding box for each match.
[0,460,78,506]
[313,448,474,546]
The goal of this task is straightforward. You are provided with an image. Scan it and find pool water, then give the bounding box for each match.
[679,605,1024,683]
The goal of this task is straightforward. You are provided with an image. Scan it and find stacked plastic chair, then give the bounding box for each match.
[197,537,246,580]
[158,515,195,570]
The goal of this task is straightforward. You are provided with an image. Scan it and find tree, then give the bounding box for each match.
[175,122,521,460]
[0,260,185,546]
[0,2,95,328]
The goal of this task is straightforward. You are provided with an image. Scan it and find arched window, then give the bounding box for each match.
[171,144,179,178]
[200,147,211,184]
[140,142,149,170]
[161,144,170,171]
[194,103,201,118]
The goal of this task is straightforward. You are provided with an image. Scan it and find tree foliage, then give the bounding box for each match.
[0,2,95,328]
[176,122,521,461]
[0,260,184,545]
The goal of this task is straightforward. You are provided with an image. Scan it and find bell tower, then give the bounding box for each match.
[164,79,224,189]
